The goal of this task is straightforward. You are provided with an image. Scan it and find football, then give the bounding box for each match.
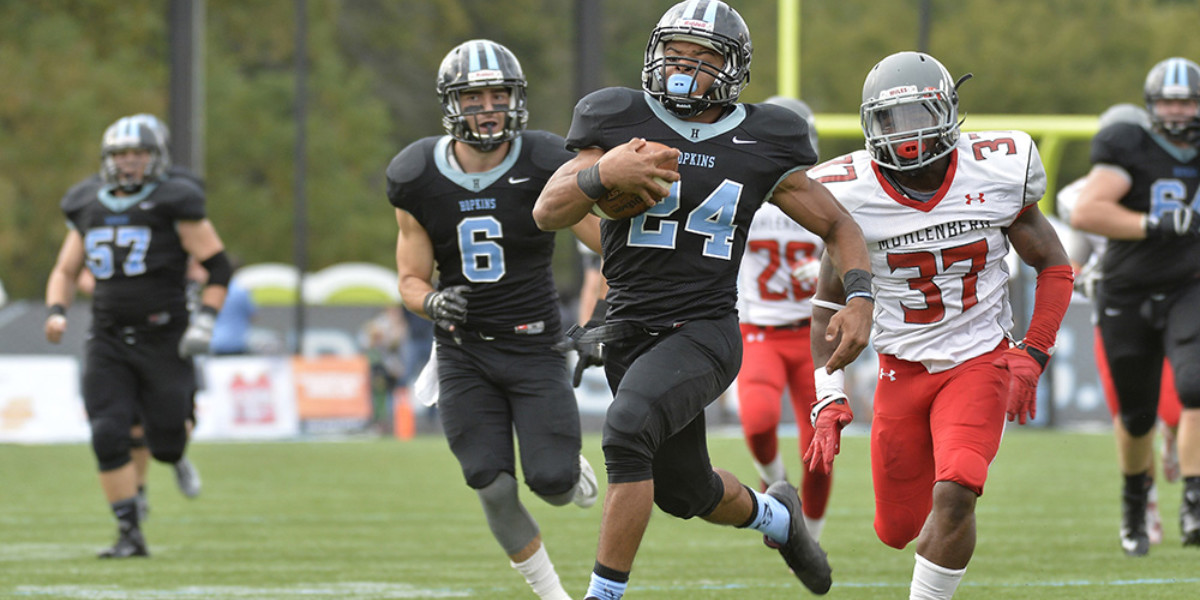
[591,141,679,220]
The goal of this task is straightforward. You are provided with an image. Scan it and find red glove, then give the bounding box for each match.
[803,368,855,475]
[992,343,1048,425]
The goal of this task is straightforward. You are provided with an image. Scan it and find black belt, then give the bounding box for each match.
[571,321,685,344]
[746,319,811,332]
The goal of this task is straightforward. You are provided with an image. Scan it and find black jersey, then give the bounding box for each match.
[566,87,816,328]
[386,131,572,337]
[1091,122,1200,295]
[61,177,206,326]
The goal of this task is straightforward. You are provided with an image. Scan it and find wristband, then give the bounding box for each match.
[843,268,874,301]
[1016,341,1051,370]
[199,305,219,317]
[48,304,67,318]
[811,367,847,426]
[576,163,609,200]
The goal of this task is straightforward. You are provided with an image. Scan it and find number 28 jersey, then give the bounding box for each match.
[566,88,817,328]
[810,131,1046,372]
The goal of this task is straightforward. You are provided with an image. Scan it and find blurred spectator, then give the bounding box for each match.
[359,304,408,434]
[210,266,256,356]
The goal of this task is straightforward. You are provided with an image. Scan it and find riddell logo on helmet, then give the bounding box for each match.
[678,19,714,30]
[468,69,503,82]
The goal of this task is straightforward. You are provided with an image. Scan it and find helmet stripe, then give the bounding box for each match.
[681,0,701,20]
[466,41,480,73]
[482,41,500,70]
[701,0,718,22]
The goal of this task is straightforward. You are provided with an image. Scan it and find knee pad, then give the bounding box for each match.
[653,470,723,519]
[601,393,661,483]
[1173,361,1200,409]
[874,501,923,550]
[526,459,577,506]
[148,426,187,465]
[90,417,132,472]
[1119,405,1158,437]
[476,472,539,555]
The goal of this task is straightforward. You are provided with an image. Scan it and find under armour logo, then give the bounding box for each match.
[965,192,985,205]
[879,369,896,381]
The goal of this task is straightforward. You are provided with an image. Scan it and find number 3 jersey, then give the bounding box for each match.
[386,131,572,337]
[60,177,205,326]
[566,87,817,328]
[810,131,1046,372]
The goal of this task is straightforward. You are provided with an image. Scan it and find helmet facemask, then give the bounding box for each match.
[100,117,167,193]
[862,90,958,171]
[1144,58,1200,144]
[437,40,529,153]
[641,1,752,119]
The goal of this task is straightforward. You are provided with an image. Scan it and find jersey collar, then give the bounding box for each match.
[643,92,746,143]
[97,182,159,213]
[871,151,958,213]
[434,135,523,192]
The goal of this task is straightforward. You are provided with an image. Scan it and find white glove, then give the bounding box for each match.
[791,257,821,288]
[179,309,216,358]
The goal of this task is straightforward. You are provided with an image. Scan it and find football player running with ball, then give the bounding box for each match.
[807,52,1073,599]
[533,1,873,597]
[1071,57,1200,554]
[385,40,599,600]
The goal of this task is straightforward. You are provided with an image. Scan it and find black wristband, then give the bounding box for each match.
[576,163,609,200]
[199,305,219,317]
[1016,341,1051,370]
[843,268,874,302]
[48,304,67,318]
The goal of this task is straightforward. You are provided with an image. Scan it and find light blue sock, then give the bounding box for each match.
[748,489,791,545]
[586,572,627,600]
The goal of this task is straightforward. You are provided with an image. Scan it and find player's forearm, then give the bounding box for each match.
[533,168,596,231]
[45,269,78,308]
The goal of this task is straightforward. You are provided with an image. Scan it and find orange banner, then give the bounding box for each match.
[291,356,371,420]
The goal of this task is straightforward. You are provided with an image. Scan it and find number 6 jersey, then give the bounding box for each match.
[810,131,1047,373]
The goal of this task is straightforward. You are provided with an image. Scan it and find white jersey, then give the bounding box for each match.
[736,202,825,325]
[811,131,1046,372]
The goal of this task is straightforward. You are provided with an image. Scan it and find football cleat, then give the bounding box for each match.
[572,455,599,509]
[1120,485,1150,557]
[1182,486,1200,547]
[765,480,832,594]
[97,526,148,559]
[1147,484,1163,546]
[174,457,202,499]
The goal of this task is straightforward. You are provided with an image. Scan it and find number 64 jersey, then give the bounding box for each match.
[810,131,1047,373]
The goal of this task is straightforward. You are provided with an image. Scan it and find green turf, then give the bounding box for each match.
[1,430,1196,598]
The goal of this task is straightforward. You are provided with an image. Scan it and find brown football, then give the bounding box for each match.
[591,141,679,220]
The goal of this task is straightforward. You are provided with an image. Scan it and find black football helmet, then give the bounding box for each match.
[100,116,168,193]
[130,113,172,167]
[1143,57,1200,143]
[764,95,818,156]
[861,52,965,171]
[642,0,752,119]
[436,39,528,152]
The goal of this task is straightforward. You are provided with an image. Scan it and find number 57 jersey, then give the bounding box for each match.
[810,131,1047,373]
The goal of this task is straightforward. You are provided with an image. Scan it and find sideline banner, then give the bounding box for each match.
[195,356,300,440]
[291,355,371,433]
[0,357,89,443]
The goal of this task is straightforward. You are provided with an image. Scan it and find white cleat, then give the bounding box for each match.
[174,457,202,499]
[572,455,599,509]
[1147,483,1163,546]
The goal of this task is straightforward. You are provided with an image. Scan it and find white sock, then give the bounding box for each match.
[803,514,826,543]
[910,553,966,600]
[753,454,786,486]
[511,544,570,600]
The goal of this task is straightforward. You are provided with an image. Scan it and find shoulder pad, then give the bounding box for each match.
[386,137,440,210]
[60,176,103,214]
[522,130,573,173]
[154,177,207,220]
[567,88,640,151]
[1090,122,1143,166]
[744,103,819,166]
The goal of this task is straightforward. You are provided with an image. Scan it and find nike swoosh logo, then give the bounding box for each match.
[731,136,756,145]
[508,177,531,184]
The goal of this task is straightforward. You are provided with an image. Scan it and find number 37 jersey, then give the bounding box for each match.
[810,131,1046,372]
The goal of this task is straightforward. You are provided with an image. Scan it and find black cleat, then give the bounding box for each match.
[765,480,832,594]
[1182,487,1200,547]
[174,457,202,498]
[1120,486,1150,557]
[97,526,149,559]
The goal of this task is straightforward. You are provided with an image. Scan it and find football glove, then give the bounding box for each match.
[423,285,469,332]
[790,256,821,288]
[555,299,607,388]
[178,308,217,358]
[803,367,854,475]
[1146,209,1200,239]
[992,343,1048,425]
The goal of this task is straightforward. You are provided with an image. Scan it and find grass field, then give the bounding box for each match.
[2,429,1197,599]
